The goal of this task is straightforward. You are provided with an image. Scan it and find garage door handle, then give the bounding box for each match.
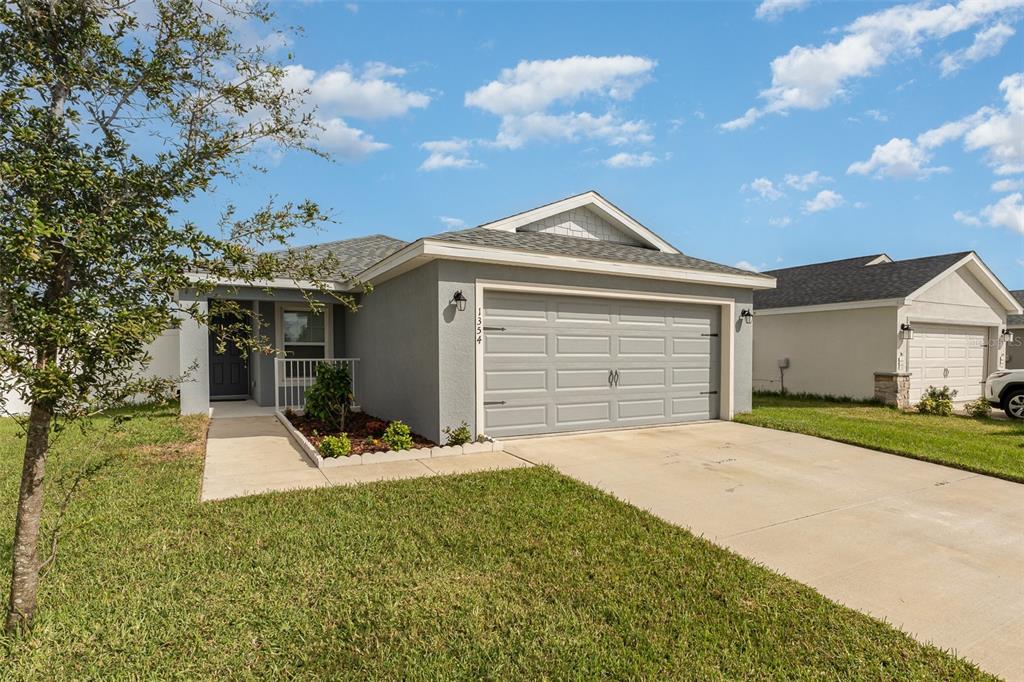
[483,326,506,331]
[700,391,718,395]
[483,401,506,406]
[701,333,719,337]
[613,369,620,386]
[608,369,615,387]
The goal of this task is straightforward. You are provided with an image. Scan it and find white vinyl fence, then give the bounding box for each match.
[274,358,358,413]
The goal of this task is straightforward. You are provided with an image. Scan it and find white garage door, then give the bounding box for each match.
[481,291,721,438]
[908,324,988,402]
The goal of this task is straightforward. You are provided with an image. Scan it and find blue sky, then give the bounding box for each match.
[187,1,1024,287]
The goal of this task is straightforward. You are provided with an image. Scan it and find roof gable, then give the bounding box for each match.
[477,191,680,253]
[754,251,1020,314]
[515,206,644,247]
[1009,290,1024,326]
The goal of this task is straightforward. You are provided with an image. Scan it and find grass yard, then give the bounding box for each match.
[737,392,1024,483]
[0,406,992,679]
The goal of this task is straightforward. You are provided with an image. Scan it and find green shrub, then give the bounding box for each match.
[319,433,351,458]
[443,421,472,446]
[381,420,413,451]
[963,396,992,418]
[917,385,957,416]
[304,362,352,430]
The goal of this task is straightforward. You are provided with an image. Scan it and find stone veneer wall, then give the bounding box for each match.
[874,372,911,409]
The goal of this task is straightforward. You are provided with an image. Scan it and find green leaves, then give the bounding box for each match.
[0,1,355,421]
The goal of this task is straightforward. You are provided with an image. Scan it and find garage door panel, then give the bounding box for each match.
[672,367,711,385]
[555,299,612,324]
[485,403,548,431]
[556,334,611,356]
[485,333,547,356]
[671,337,712,355]
[557,401,611,425]
[618,336,666,356]
[617,398,668,420]
[484,369,546,394]
[617,367,667,389]
[619,304,669,326]
[485,295,548,322]
[555,368,610,390]
[483,291,721,437]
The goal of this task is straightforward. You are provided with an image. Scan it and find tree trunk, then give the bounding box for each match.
[4,402,52,633]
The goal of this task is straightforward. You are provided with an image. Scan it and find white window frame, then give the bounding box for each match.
[275,302,333,384]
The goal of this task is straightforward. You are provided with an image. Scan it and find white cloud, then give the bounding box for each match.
[734,260,765,272]
[742,177,785,201]
[866,109,889,122]
[345,3,359,13]
[769,216,792,227]
[953,209,982,226]
[755,0,811,21]
[803,189,845,213]
[418,138,483,171]
[603,151,659,168]
[847,137,951,178]
[849,72,1024,178]
[784,170,832,190]
[722,0,1024,130]
[669,117,685,131]
[285,63,430,119]
[982,192,1024,233]
[439,216,466,230]
[494,112,652,149]
[940,22,1016,77]
[316,118,388,159]
[465,55,655,116]
[465,56,657,152]
[992,178,1024,191]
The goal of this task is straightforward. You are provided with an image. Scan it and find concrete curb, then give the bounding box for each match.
[275,411,502,469]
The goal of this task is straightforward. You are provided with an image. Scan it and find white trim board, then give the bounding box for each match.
[755,299,903,316]
[356,239,775,292]
[472,280,736,438]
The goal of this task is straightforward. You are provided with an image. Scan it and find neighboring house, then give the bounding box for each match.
[162,191,774,441]
[1007,290,1024,370]
[752,252,1022,406]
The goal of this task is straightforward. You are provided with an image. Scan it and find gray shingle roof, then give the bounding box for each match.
[1009,290,1024,326]
[753,252,972,310]
[282,234,408,280]
[426,228,771,279]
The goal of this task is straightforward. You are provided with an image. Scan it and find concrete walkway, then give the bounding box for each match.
[504,421,1024,682]
[201,416,529,501]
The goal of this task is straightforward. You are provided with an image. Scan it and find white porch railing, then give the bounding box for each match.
[274,358,358,413]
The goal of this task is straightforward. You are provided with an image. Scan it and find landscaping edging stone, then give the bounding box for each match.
[275,410,503,469]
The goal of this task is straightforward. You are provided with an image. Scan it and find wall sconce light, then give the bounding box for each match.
[900,322,914,340]
[451,290,467,312]
[1002,328,1015,343]
[740,309,754,325]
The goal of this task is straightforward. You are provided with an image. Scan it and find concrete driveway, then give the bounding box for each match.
[504,421,1024,681]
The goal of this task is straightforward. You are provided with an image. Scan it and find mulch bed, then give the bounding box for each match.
[284,410,435,455]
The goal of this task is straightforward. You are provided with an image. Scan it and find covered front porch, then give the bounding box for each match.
[177,285,358,416]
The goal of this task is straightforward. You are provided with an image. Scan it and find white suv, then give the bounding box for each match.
[986,369,1024,419]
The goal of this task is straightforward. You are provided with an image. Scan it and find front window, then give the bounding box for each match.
[282,309,326,376]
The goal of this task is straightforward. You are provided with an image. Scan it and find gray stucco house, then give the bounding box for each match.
[752,252,1020,406]
[168,191,776,441]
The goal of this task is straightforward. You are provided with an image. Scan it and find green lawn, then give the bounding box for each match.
[0,406,991,678]
[737,392,1024,483]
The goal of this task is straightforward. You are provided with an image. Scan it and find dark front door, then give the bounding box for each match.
[209,314,249,399]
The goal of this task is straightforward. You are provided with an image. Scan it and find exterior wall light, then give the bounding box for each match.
[1002,328,1015,343]
[451,290,467,312]
[740,309,754,324]
[900,322,914,340]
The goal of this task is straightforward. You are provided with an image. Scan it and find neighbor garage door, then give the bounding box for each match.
[481,291,721,438]
[907,323,988,402]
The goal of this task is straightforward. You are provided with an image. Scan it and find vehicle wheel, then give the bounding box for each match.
[1004,389,1024,420]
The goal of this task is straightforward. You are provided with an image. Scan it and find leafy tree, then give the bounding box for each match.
[0,0,354,632]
